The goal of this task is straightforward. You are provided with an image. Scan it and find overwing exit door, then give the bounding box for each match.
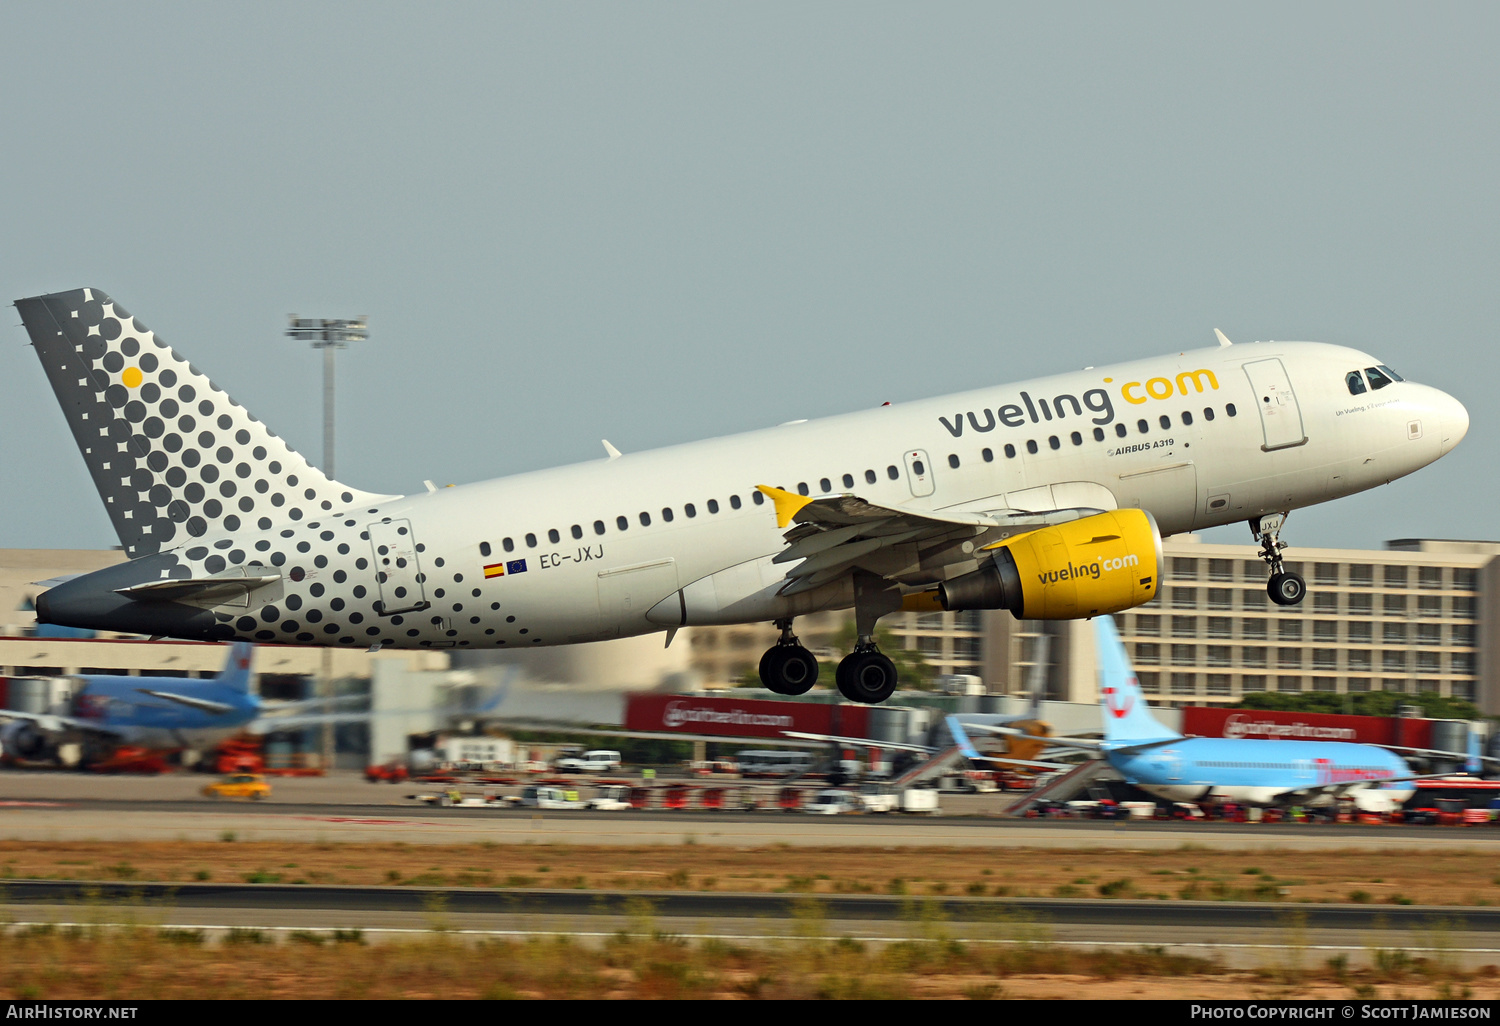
[1242,358,1308,451]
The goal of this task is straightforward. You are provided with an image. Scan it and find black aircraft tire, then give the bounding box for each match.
[836,652,898,704]
[1267,571,1306,606]
[759,645,819,696]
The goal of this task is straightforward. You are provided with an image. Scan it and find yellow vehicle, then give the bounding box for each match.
[202,773,271,800]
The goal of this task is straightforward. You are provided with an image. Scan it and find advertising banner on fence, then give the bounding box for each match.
[1181,707,1432,749]
[625,694,869,740]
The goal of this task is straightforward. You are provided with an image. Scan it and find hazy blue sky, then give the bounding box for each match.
[2,2,1496,553]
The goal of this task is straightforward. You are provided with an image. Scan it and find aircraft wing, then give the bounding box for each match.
[756,485,1106,596]
[1275,773,1457,805]
[1372,744,1500,767]
[781,730,934,754]
[134,690,237,716]
[0,709,122,739]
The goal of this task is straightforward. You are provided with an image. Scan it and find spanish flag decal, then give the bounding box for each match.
[483,562,506,579]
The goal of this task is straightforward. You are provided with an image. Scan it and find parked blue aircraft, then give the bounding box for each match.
[977,617,1436,812]
[0,642,266,765]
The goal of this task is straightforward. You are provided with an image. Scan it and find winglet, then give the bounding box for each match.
[1214,328,1233,348]
[602,440,622,460]
[757,485,814,528]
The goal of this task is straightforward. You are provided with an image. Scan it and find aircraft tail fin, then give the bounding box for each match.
[14,287,394,558]
[216,641,255,693]
[1468,729,1483,776]
[1095,615,1180,744]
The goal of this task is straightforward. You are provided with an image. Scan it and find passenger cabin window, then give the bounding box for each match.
[548,528,561,543]
[616,516,629,531]
[982,448,993,462]
[1048,436,1060,450]
[1182,411,1193,425]
[1114,423,1127,437]
[684,503,696,518]
[887,465,899,480]
[1071,431,1082,445]
[525,533,537,548]
[1026,439,1038,454]
[661,507,674,522]
[1004,444,1016,458]
[593,520,605,535]
[865,469,877,484]
[503,537,514,552]
[1346,371,1367,395]
[948,454,960,468]
[707,499,719,513]
[1137,419,1149,433]
[731,495,743,509]
[1226,403,1237,417]
[1365,366,1393,390]
[820,478,831,493]
[639,511,652,526]
[1159,415,1171,429]
[1203,407,1215,421]
[842,474,854,488]
[750,492,762,505]
[1093,427,1105,441]
[480,541,491,557]
[571,525,582,540]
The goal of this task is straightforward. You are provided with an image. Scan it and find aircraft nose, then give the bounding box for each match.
[1437,389,1469,455]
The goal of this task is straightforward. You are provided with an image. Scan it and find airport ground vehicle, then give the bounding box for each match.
[519,785,586,810]
[805,789,862,815]
[738,750,815,778]
[857,783,901,813]
[202,773,270,800]
[588,785,634,811]
[554,750,623,773]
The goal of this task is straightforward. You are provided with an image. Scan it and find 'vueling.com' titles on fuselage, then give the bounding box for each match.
[17,289,1468,665]
[938,369,1222,437]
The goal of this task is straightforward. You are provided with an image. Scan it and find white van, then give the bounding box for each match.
[554,750,622,773]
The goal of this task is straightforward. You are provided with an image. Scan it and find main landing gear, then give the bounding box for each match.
[834,573,903,705]
[758,619,819,696]
[1252,512,1306,606]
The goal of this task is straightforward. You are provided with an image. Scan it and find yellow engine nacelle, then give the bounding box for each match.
[937,509,1161,619]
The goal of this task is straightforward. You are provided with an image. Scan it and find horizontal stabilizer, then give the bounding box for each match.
[115,575,280,605]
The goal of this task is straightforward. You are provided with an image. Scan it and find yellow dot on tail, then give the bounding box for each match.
[121,367,142,388]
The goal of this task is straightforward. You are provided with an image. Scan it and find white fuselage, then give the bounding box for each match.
[41,339,1468,652]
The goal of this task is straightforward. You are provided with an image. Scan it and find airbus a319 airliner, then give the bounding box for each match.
[17,289,1467,705]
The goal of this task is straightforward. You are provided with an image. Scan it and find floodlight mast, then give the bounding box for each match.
[284,316,367,479]
[283,316,366,773]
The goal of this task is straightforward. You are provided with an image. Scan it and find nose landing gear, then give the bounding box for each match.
[1252,513,1306,606]
[758,618,820,695]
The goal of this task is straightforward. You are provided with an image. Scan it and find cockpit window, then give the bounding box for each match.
[1345,371,1367,395]
[1365,366,1393,390]
[1379,364,1404,382]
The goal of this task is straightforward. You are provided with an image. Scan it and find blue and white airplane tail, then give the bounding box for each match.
[1095,616,1180,745]
[216,642,255,693]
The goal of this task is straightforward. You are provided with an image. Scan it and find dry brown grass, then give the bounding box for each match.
[0,840,1495,907]
[0,924,1494,1000]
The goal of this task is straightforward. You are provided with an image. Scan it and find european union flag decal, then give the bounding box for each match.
[506,559,528,575]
